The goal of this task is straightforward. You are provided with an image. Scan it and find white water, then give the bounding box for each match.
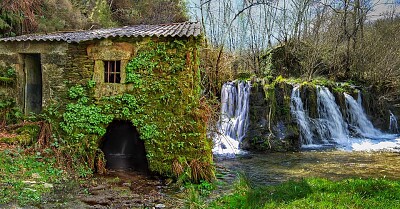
[316,86,349,144]
[389,111,399,134]
[213,81,251,155]
[357,91,363,106]
[214,82,400,153]
[344,93,399,151]
[344,92,382,138]
[290,85,314,145]
[290,85,400,151]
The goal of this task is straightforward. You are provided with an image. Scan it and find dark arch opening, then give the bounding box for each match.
[101,120,149,173]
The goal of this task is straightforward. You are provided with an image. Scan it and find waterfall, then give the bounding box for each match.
[344,93,382,138]
[290,85,313,145]
[316,86,349,144]
[213,81,251,155]
[357,91,363,107]
[286,84,400,151]
[289,85,399,151]
[389,111,399,134]
[290,86,349,145]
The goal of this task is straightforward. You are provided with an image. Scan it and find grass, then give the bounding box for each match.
[199,175,400,209]
[0,148,66,206]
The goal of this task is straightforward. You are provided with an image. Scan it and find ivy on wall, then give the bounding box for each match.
[0,67,21,125]
[53,39,214,182]
[0,67,16,85]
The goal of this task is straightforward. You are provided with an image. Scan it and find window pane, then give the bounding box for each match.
[116,61,121,73]
[116,73,121,83]
[103,60,121,83]
[104,71,108,82]
[109,73,115,83]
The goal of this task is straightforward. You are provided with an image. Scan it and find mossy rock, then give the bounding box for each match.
[244,79,300,152]
[234,72,254,81]
[0,76,14,85]
[0,134,32,146]
[0,125,42,146]
[16,125,41,141]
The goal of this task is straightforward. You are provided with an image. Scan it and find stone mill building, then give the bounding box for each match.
[0,22,213,179]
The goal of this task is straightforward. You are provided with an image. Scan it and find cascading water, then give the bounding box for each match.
[389,111,399,134]
[289,85,399,151]
[290,85,349,146]
[357,91,363,107]
[316,86,349,144]
[213,81,251,155]
[211,79,399,152]
[344,93,382,138]
[290,85,313,145]
[347,93,400,151]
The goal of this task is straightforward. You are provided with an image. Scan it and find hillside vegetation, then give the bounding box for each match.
[0,0,187,36]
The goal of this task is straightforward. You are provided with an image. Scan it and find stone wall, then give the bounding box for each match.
[0,36,213,180]
[0,41,68,110]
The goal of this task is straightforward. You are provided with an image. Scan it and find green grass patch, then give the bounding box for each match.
[0,149,66,205]
[208,177,400,209]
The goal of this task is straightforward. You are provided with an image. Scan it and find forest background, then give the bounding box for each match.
[1,0,399,102]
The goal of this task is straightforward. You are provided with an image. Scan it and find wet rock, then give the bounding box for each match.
[81,195,110,207]
[22,180,37,184]
[89,184,108,191]
[41,170,187,209]
[164,178,173,185]
[155,203,166,208]
[122,182,131,187]
[31,173,41,179]
[43,183,53,189]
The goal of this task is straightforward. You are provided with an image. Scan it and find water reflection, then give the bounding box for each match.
[216,151,400,186]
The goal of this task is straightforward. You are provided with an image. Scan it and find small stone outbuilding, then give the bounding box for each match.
[0,22,213,180]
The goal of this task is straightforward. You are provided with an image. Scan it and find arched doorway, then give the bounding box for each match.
[101,120,148,172]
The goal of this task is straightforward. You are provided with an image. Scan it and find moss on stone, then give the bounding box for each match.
[49,38,213,182]
[0,125,39,146]
[235,72,254,81]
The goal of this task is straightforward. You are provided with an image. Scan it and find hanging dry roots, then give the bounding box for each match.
[4,120,52,149]
[0,0,42,33]
[53,148,63,166]
[172,159,184,177]
[0,114,6,128]
[37,121,52,149]
[189,159,215,183]
[94,150,106,174]
[197,96,213,124]
[55,152,74,173]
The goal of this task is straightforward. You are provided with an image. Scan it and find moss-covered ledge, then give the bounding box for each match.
[242,76,374,152]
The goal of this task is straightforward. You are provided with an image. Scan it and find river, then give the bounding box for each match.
[216,150,400,186]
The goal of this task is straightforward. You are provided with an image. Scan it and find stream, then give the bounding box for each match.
[77,150,400,208]
[7,150,397,209]
[216,151,400,186]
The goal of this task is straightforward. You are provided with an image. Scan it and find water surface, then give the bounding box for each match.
[216,151,400,186]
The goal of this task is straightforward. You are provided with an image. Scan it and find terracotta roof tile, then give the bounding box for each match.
[0,22,201,43]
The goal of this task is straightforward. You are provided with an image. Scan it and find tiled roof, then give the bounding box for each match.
[0,22,201,43]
